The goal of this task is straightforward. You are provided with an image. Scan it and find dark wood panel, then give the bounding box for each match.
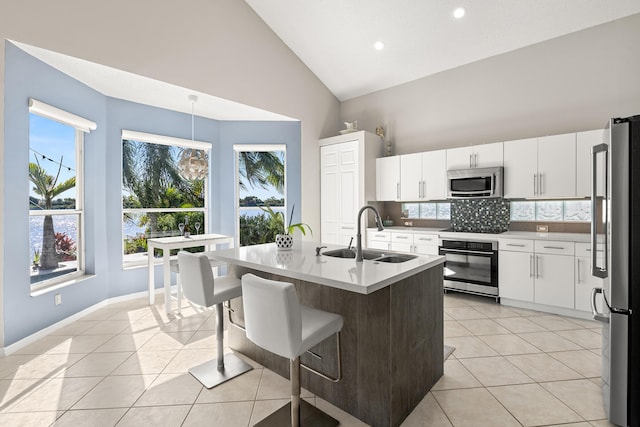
[226,264,443,427]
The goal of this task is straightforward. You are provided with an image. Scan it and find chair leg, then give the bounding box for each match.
[187,303,253,389]
[291,357,301,427]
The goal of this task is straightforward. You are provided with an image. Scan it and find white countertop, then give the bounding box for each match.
[208,241,445,295]
[370,227,594,243]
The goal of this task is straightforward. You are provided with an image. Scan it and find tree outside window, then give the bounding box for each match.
[121,138,207,264]
[236,147,286,246]
[29,113,83,287]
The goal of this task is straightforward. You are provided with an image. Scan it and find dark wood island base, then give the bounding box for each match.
[227,264,444,427]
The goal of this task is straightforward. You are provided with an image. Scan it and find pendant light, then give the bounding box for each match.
[178,95,209,180]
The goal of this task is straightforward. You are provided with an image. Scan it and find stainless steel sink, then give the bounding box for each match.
[322,249,417,263]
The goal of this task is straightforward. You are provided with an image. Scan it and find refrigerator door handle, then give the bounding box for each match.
[591,287,609,323]
[591,143,609,278]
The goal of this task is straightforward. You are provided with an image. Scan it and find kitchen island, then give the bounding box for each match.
[209,242,445,427]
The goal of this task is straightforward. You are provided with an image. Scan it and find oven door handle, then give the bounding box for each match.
[439,248,493,256]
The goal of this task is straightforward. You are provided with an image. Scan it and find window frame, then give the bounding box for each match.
[120,131,211,267]
[29,102,93,293]
[234,144,287,245]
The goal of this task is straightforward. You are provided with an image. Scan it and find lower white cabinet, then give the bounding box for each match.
[367,230,391,250]
[499,239,576,310]
[413,233,439,255]
[575,243,605,312]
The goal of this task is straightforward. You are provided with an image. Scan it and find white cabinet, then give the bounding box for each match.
[538,133,576,198]
[446,142,503,170]
[498,239,535,302]
[320,131,381,245]
[575,242,605,312]
[412,233,439,255]
[391,232,413,253]
[499,239,575,309]
[503,138,538,198]
[376,156,400,201]
[367,230,391,250]
[576,129,604,197]
[399,153,422,201]
[399,150,447,201]
[503,133,576,199]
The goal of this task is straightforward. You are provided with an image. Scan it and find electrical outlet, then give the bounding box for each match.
[536,225,549,232]
[54,293,62,305]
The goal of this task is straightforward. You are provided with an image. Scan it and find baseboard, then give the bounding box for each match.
[1,287,169,356]
[500,298,597,321]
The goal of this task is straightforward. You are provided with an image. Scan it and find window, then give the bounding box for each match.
[235,145,286,246]
[510,200,591,222]
[401,202,451,220]
[28,99,96,291]
[121,130,210,265]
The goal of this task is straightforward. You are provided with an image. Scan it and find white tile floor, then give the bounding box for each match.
[0,292,615,426]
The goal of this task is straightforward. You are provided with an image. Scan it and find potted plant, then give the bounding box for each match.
[260,204,312,250]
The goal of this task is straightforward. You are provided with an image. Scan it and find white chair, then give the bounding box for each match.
[178,251,253,388]
[242,273,343,427]
[170,256,226,314]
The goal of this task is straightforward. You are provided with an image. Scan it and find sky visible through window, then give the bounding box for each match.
[29,113,76,201]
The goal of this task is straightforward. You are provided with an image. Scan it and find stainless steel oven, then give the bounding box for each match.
[439,239,499,301]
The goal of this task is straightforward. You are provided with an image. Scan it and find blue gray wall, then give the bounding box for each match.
[2,43,301,346]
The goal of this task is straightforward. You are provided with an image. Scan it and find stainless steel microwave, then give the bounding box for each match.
[447,167,503,198]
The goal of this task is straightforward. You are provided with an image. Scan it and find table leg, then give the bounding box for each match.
[164,248,171,313]
[148,244,155,305]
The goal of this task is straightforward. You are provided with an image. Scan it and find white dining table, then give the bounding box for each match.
[147,233,234,313]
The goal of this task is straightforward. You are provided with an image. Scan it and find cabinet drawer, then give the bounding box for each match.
[535,240,574,256]
[368,231,391,242]
[413,233,439,245]
[499,239,533,252]
[575,242,605,258]
[391,232,414,243]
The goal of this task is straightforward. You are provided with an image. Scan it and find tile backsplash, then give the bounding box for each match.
[450,199,510,233]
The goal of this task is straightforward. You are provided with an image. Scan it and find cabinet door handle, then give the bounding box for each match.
[543,246,566,250]
[417,237,434,242]
[341,226,354,230]
[474,153,478,168]
[577,258,582,283]
[533,173,537,195]
[469,153,473,168]
[536,256,540,278]
[530,254,534,278]
[396,182,400,200]
[506,243,525,247]
[395,236,409,239]
[539,173,543,195]
[422,181,426,199]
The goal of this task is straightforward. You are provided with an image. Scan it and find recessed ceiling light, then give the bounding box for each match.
[374,41,384,51]
[453,7,466,19]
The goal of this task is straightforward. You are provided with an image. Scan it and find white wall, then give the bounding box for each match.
[341,13,640,155]
[0,0,341,345]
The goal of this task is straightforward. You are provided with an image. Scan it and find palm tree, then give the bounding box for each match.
[238,151,285,194]
[29,157,75,269]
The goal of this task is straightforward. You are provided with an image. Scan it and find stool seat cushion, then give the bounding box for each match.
[300,305,344,353]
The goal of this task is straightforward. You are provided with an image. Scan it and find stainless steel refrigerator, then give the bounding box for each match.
[591,115,640,427]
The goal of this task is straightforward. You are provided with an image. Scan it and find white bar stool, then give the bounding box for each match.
[242,273,344,427]
[178,251,253,388]
[170,256,226,314]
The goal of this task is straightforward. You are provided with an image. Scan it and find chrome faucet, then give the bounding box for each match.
[356,205,384,262]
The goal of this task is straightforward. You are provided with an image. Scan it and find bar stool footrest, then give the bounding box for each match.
[254,400,339,427]
[188,352,252,389]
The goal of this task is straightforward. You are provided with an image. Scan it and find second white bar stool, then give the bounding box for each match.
[242,273,344,427]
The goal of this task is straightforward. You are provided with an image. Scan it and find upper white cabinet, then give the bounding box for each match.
[399,150,447,201]
[503,138,538,199]
[504,133,576,199]
[376,156,400,201]
[320,131,382,245]
[576,129,604,198]
[538,133,576,198]
[446,142,503,170]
